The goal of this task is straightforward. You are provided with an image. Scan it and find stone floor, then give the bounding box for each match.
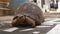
[0,16,60,34]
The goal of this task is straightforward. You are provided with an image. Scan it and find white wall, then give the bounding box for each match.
[37,0,45,13]
[57,1,60,12]
[45,0,51,12]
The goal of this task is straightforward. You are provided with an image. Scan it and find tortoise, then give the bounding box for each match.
[11,3,45,27]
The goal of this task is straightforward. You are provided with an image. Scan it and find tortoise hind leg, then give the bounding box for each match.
[35,22,41,26]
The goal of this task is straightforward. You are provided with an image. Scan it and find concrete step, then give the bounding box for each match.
[44,12,60,18]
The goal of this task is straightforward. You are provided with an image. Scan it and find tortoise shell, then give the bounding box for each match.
[16,3,44,23]
[12,3,45,27]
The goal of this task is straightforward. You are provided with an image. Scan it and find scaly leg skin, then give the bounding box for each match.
[12,16,19,27]
[12,18,19,27]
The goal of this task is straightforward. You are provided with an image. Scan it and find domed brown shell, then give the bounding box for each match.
[17,3,44,23]
[12,3,45,27]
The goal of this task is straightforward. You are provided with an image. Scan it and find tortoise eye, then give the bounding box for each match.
[19,16,23,19]
[13,16,18,20]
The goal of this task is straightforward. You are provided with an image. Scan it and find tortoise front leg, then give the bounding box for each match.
[25,16,36,27]
[12,16,19,27]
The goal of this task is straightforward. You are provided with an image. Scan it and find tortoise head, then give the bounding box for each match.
[12,15,25,26]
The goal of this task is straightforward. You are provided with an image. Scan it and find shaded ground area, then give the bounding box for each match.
[1,16,60,34]
[0,21,54,34]
[0,16,58,34]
